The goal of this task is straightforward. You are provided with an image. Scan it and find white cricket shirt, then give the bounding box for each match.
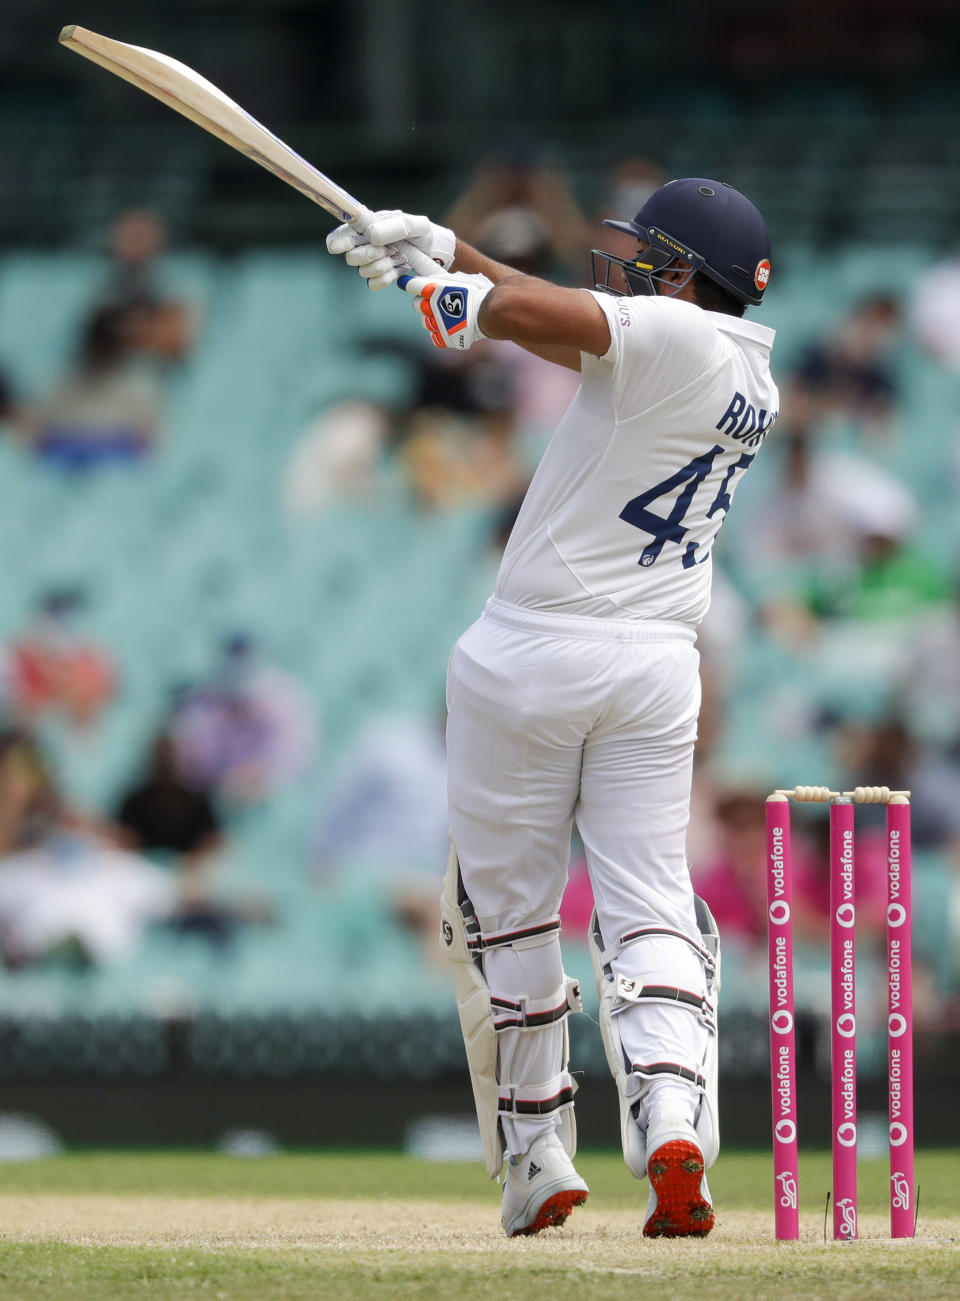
[494,292,779,625]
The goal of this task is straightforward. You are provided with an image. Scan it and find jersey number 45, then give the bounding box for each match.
[620,444,754,569]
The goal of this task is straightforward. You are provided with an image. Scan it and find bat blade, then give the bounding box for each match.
[59,24,362,223]
[59,25,441,281]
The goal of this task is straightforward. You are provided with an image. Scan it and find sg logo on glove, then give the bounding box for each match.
[401,270,494,350]
[437,290,467,331]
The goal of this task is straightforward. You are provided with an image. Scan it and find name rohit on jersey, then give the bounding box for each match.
[715,391,777,449]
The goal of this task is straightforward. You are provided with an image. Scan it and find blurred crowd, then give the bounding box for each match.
[0,154,957,1033]
[0,622,313,968]
[0,211,192,471]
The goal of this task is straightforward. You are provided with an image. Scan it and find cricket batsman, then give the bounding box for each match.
[328,178,778,1238]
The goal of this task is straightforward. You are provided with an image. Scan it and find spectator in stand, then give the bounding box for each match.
[23,210,195,471]
[445,149,592,284]
[114,731,222,866]
[113,730,272,946]
[735,414,855,575]
[690,785,832,952]
[6,590,116,731]
[0,830,177,969]
[282,399,393,517]
[801,502,949,624]
[28,305,165,470]
[282,339,532,519]
[95,209,194,365]
[0,730,176,968]
[792,293,901,439]
[831,712,960,856]
[732,388,938,645]
[170,634,317,808]
[395,348,528,512]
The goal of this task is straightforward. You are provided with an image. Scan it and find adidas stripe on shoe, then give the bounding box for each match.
[501,1132,589,1237]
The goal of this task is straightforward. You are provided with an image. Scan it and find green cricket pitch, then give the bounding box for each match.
[0,1149,956,1299]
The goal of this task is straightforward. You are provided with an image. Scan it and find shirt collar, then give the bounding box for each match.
[709,312,776,350]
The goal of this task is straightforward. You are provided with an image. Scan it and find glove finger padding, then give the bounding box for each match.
[345,242,388,267]
[363,210,433,247]
[356,246,415,291]
[335,237,411,290]
[363,262,406,291]
[325,221,366,256]
[364,211,455,268]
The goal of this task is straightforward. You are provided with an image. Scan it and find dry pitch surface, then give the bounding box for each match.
[0,1151,956,1300]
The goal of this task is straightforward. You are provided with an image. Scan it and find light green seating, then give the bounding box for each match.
[0,244,957,1017]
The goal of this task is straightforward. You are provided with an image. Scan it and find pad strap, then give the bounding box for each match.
[498,1071,578,1118]
[491,976,583,1032]
[607,925,715,972]
[465,915,561,955]
[610,973,716,1029]
[629,1060,707,1092]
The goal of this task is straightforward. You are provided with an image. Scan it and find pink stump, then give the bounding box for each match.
[886,797,915,1237]
[766,794,799,1240]
[830,798,858,1241]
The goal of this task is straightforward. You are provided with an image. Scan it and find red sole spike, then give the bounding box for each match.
[644,1139,715,1238]
[511,1188,588,1236]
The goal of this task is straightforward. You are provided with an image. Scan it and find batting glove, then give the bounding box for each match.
[326,209,456,291]
[401,270,494,350]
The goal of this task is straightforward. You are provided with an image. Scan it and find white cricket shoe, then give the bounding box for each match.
[642,1111,715,1239]
[501,1132,589,1237]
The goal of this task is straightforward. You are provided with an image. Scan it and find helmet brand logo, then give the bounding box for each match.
[649,227,692,259]
[755,259,771,291]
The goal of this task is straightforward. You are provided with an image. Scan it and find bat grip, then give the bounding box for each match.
[348,205,442,282]
[395,240,442,279]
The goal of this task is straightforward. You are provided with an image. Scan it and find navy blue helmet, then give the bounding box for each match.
[592,178,771,307]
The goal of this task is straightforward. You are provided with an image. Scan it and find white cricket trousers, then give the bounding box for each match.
[446,597,708,1157]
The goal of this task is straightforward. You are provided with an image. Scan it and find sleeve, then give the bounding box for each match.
[580,292,720,418]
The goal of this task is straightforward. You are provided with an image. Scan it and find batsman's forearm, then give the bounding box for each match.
[452,241,604,368]
[451,239,580,341]
[478,277,609,358]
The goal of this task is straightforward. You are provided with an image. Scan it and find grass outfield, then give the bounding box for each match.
[0,1149,956,1300]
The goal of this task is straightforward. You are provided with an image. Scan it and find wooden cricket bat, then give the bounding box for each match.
[58,24,437,275]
